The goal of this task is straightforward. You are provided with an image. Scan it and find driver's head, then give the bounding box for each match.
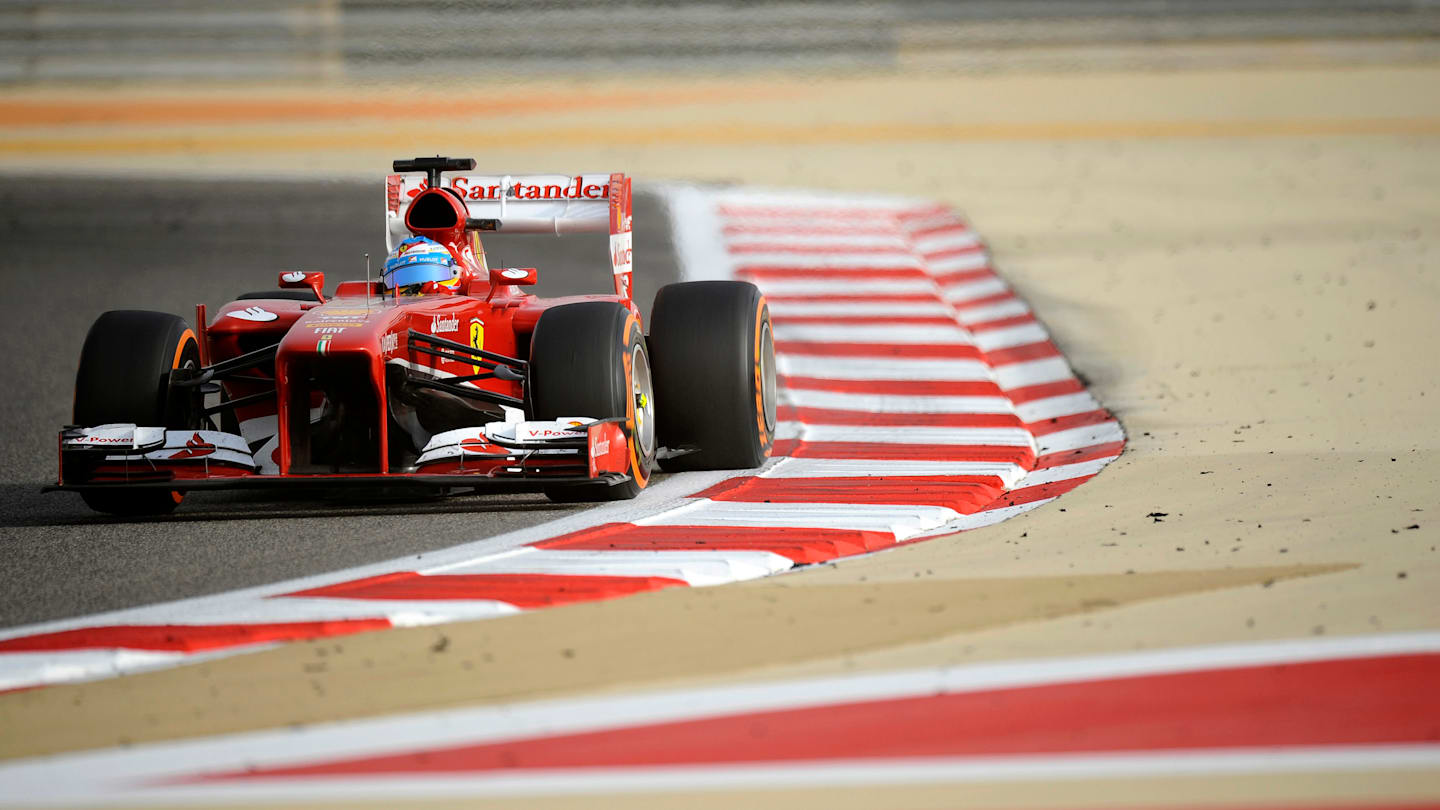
[383,236,458,293]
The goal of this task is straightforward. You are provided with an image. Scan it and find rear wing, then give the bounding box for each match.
[385,170,634,301]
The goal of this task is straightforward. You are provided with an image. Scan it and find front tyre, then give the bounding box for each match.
[528,302,655,502]
[73,310,201,515]
[650,281,776,471]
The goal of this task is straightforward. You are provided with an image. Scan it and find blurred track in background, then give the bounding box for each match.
[4,0,1440,82]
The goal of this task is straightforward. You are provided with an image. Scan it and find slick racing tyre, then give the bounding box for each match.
[528,302,655,502]
[73,310,202,515]
[650,280,776,471]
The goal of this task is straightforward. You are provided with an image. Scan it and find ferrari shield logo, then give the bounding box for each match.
[469,319,484,374]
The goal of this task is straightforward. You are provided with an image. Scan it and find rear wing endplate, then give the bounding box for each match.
[385,171,633,301]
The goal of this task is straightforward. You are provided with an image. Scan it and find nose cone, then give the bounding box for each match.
[285,300,402,358]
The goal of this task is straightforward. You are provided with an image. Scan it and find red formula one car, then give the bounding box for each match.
[52,157,777,515]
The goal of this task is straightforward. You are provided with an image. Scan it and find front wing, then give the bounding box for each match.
[48,418,633,494]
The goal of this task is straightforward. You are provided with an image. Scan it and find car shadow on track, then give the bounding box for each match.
[0,482,584,528]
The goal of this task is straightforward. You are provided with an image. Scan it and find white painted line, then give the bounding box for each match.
[777,423,1034,447]
[911,230,981,254]
[430,549,793,586]
[1014,392,1102,422]
[722,223,906,237]
[956,298,1030,324]
[726,232,911,250]
[926,250,992,274]
[192,596,520,625]
[972,322,1052,351]
[1010,456,1119,488]
[1035,421,1126,455]
[733,251,926,269]
[942,277,1010,303]
[716,189,927,212]
[773,323,973,345]
[781,389,1013,415]
[928,499,1055,533]
[0,648,200,693]
[993,357,1076,390]
[747,278,938,297]
[763,457,1026,485]
[418,546,538,575]
[768,300,957,318]
[638,500,961,538]
[778,354,994,382]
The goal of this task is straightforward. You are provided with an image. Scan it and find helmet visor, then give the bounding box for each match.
[383,262,453,289]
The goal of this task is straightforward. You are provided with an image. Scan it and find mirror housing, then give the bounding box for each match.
[490,267,537,286]
[279,270,326,303]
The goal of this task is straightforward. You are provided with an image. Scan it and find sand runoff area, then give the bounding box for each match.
[1,54,1437,806]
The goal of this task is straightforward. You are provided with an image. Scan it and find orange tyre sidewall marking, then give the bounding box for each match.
[172,329,196,369]
[752,297,773,455]
[622,315,650,489]
[169,329,197,505]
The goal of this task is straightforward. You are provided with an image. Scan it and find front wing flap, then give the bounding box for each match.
[51,418,632,493]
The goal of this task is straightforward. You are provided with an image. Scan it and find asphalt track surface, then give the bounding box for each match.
[0,177,682,629]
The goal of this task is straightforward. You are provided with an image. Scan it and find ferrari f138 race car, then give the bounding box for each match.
[51,157,777,515]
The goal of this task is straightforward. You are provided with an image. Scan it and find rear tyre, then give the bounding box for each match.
[73,310,202,515]
[650,281,776,471]
[527,302,655,502]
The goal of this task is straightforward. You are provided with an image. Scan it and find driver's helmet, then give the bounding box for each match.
[383,236,458,292]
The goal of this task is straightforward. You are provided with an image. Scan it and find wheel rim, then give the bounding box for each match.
[759,319,777,434]
[631,342,656,457]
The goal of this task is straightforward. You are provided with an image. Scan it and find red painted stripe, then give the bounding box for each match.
[936,271,999,291]
[717,205,891,220]
[723,223,902,237]
[894,205,952,222]
[781,377,1001,397]
[772,439,1035,467]
[210,653,1440,777]
[946,290,1015,309]
[281,572,685,609]
[1033,440,1127,470]
[984,341,1063,365]
[954,295,1018,316]
[729,243,915,255]
[966,313,1038,333]
[777,342,981,359]
[1003,378,1085,402]
[921,244,985,262]
[696,476,1005,513]
[773,314,959,326]
[0,619,391,654]
[934,268,995,286]
[736,266,928,280]
[1026,410,1117,436]
[790,408,1024,429]
[534,524,896,564]
[983,475,1096,509]
[764,292,940,304]
[906,222,970,240]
